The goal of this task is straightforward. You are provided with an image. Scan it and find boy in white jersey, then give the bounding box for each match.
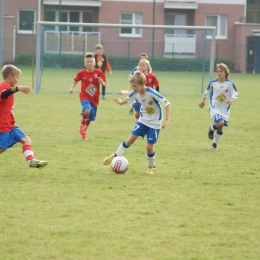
[103,71,171,174]
[198,63,238,149]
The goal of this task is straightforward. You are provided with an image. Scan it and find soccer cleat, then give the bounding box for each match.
[211,143,217,150]
[102,95,106,99]
[129,104,134,115]
[208,125,214,140]
[146,166,156,174]
[28,159,48,169]
[103,153,115,165]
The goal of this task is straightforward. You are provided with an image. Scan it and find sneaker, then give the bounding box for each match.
[211,143,217,150]
[102,95,106,99]
[129,104,134,115]
[208,125,214,140]
[146,166,156,174]
[103,153,115,165]
[79,123,86,137]
[28,159,48,169]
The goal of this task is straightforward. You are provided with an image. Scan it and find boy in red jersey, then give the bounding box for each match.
[70,52,106,140]
[94,44,112,99]
[0,65,48,168]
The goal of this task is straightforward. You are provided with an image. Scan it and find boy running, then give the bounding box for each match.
[198,63,238,149]
[70,52,106,140]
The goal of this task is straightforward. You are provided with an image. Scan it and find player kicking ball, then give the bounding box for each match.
[103,71,171,174]
[198,63,238,149]
[0,65,48,168]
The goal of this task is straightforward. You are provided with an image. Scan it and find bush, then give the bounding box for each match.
[15,52,233,72]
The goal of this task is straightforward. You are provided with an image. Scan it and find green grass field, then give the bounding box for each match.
[1,67,260,259]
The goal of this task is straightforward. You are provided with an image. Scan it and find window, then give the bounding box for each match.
[43,10,93,32]
[206,15,227,39]
[120,13,142,37]
[165,14,187,35]
[44,10,55,31]
[18,9,35,34]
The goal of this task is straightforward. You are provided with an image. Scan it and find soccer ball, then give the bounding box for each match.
[111,156,129,174]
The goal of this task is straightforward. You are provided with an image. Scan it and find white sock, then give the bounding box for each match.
[115,142,129,156]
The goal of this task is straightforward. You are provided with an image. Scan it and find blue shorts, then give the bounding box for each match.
[213,114,228,126]
[0,126,26,149]
[131,122,160,144]
[81,100,97,122]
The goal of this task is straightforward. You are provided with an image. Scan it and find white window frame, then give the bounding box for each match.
[205,14,227,39]
[120,13,142,38]
[18,9,36,34]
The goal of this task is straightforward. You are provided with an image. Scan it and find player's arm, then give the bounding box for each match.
[162,103,171,129]
[114,98,128,105]
[69,80,78,94]
[1,86,30,98]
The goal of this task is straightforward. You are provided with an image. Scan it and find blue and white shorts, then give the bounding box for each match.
[213,114,228,126]
[0,126,26,149]
[81,100,97,122]
[131,122,160,144]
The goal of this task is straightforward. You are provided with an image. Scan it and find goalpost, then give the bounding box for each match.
[35,22,216,96]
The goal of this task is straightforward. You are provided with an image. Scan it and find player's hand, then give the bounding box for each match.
[198,99,205,108]
[98,77,105,85]
[69,88,74,94]
[162,120,169,129]
[18,86,30,95]
[227,99,234,105]
[114,98,122,104]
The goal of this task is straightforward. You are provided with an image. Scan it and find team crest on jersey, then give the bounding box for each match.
[94,74,98,78]
[217,93,226,103]
[149,101,153,105]
[145,106,155,115]
[148,79,152,82]
[97,61,103,67]
[225,89,229,93]
[85,83,97,96]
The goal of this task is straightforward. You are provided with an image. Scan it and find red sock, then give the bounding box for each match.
[81,114,88,124]
[22,144,34,161]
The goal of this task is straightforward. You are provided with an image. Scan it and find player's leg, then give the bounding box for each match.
[80,100,91,139]
[103,122,146,165]
[211,115,225,149]
[15,127,48,168]
[102,85,106,99]
[146,128,160,174]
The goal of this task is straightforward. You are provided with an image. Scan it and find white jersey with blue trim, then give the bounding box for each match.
[203,78,238,121]
[125,87,170,129]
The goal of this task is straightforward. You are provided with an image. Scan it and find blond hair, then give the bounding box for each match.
[138,59,152,73]
[84,52,95,59]
[130,71,146,86]
[2,65,21,80]
[216,63,230,79]
[95,44,103,50]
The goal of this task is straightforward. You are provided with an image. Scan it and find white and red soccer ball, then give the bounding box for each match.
[111,156,129,174]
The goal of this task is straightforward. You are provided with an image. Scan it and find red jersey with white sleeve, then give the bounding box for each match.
[145,73,159,89]
[74,68,105,106]
[0,82,15,133]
